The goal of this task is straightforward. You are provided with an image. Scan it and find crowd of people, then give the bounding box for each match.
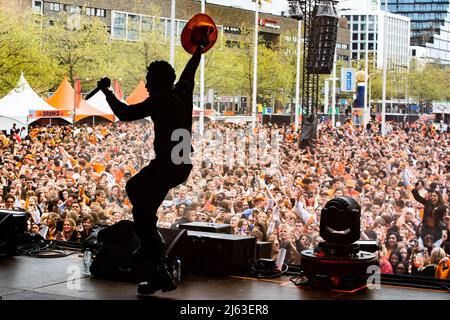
[0,116,449,280]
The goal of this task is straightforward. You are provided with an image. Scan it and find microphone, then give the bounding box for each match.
[86,77,111,100]
[85,87,101,100]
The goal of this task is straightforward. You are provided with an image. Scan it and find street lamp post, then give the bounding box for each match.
[199,0,205,136]
[295,19,302,132]
[381,2,388,136]
[169,0,176,66]
[363,13,370,127]
[252,0,259,129]
[331,52,337,127]
[288,1,303,131]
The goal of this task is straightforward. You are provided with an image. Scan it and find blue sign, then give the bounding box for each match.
[265,107,272,115]
[346,72,352,91]
[340,68,356,92]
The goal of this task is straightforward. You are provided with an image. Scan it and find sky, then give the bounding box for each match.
[205,0,290,15]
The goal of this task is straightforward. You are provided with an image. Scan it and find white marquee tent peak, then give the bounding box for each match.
[0,73,57,130]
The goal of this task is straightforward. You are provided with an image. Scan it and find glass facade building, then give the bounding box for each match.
[382,0,450,46]
[383,0,450,63]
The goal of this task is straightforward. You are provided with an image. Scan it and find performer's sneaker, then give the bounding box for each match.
[137,263,177,295]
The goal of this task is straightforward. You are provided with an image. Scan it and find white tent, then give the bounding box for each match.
[85,89,117,121]
[0,73,60,131]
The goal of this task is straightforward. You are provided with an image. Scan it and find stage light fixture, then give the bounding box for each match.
[298,197,378,290]
[288,1,303,21]
[316,0,339,18]
[319,196,361,245]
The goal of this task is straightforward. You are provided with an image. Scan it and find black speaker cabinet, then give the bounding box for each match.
[0,210,27,257]
[185,231,256,276]
[90,221,188,283]
[90,220,142,282]
[179,222,231,234]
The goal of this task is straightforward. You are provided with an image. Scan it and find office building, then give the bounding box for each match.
[338,0,411,69]
[383,0,450,64]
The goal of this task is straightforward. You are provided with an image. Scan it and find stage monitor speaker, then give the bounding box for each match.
[158,227,189,277]
[0,210,27,257]
[179,221,231,234]
[256,241,272,260]
[90,221,188,283]
[185,231,256,276]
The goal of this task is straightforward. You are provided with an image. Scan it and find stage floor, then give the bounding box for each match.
[0,254,448,300]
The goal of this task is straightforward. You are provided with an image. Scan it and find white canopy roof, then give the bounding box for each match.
[86,89,116,117]
[0,73,58,130]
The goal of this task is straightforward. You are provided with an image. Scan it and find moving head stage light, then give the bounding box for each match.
[298,197,379,289]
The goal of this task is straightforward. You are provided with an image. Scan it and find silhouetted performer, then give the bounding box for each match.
[97,42,207,294]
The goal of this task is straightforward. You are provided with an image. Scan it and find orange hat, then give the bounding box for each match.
[181,13,218,54]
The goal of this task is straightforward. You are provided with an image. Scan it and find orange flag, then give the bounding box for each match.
[74,78,81,108]
[113,79,123,101]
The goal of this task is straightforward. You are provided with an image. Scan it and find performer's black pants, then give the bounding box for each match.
[125,158,192,263]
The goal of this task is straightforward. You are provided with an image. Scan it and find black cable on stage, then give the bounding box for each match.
[35,249,80,258]
[257,263,289,279]
[17,243,42,256]
[249,262,290,279]
[17,239,83,258]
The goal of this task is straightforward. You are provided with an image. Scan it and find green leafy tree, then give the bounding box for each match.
[42,13,111,87]
[258,43,292,111]
[202,35,246,98]
[408,63,447,109]
[0,9,59,96]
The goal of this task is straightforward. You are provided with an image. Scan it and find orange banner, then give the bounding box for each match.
[29,110,72,118]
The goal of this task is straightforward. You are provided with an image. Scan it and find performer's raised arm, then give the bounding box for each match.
[179,43,204,83]
[98,77,152,121]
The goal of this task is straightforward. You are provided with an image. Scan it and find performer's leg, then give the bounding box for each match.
[132,199,177,295]
[125,166,176,294]
[131,188,168,261]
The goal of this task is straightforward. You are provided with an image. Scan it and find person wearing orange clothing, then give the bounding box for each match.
[88,133,97,145]
[344,180,360,198]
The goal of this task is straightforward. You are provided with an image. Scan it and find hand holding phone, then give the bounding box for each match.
[273,207,280,221]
